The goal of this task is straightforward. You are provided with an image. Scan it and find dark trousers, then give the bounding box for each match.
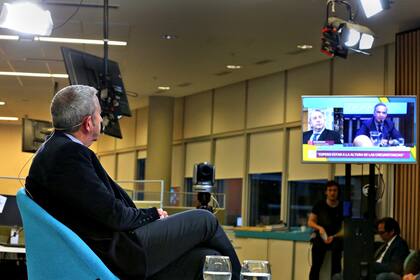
[309,236,343,280]
[134,209,240,280]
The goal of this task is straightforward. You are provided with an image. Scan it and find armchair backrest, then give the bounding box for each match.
[16,188,118,280]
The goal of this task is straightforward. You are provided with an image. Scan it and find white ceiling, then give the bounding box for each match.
[0,0,419,122]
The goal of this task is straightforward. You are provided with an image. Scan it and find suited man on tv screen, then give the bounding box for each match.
[354,103,402,146]
[303,109,342,145]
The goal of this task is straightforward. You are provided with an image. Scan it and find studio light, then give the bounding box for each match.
[329,17,375,50]
[321,1,375,58]
[0,2,53,36]
[360,0,390,18]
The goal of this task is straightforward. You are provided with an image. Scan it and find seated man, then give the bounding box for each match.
[303,109,342,145]
[354,103,402,147]
[374,217,410,280]
[333,217,409,280]
[25,85,240,280]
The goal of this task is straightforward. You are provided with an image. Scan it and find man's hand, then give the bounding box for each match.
[403,274,417,280]
[324,236,334,244]
[157,208,168,219]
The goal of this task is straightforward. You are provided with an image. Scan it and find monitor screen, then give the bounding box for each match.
[301,96,417,164]
[0,195,23,227]
[61,47,131,139]
[22,118,53,153]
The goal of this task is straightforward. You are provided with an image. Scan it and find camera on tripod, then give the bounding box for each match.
[193,162,215,212]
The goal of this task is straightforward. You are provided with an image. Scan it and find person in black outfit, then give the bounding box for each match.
[25,85,240,280]
[308,180,343,280]
[303,109,342,145]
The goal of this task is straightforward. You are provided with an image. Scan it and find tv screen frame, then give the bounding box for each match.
[301,95,417,164]
[22,118,53,153]
[61,47,131,139]
[0,195,22,227]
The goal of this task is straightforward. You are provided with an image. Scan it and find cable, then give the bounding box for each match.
[210,194,220,214]
[17,130,56,188]
[52,0,84,32]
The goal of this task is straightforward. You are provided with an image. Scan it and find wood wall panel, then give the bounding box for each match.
[395,28,420,249]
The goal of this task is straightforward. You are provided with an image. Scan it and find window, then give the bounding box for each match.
[215,179,242,226]
[288,180,327,227]
[249,173,281,226]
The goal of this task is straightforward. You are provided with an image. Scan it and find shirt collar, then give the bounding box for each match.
[64,133,84,146]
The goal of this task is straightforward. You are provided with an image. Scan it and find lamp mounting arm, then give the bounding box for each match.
[326,0,354,24]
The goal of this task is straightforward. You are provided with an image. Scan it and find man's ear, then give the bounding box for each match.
[81,115,92,132]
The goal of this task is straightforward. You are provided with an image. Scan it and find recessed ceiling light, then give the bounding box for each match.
[157,86,171,91]
[0,116,18,121]
[161,34,178,40]
[0,71,68,78]
[226,65,242,69]
[0,101,5,105]
[297,44,313,50]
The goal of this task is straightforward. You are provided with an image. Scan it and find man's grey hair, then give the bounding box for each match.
[309,109,325,120]
[51,85,98,133]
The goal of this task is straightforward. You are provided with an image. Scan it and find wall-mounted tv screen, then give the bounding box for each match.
[22,118,53,153]
[61,47,131,139]
[301,96,417,164]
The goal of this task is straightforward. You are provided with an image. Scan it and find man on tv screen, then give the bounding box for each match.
[303,109,342,145]
[354,103,402,147]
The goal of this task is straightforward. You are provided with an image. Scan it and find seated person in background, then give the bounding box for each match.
[303,109,341,144]
[403,250,420,280]
[25,85,240,280]
[374,217,410,280]
[308,180,343,280]
[354,103,402,147]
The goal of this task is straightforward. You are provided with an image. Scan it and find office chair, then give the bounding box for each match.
[16,188,118,280]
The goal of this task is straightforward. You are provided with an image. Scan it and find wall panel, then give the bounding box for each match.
[286,61,330,122]
[213,82,246,134]
[394,28,420,249]
[247,72,284,128]
[215,136,245,179]
[184,91,212,138]
[249,130,283,173]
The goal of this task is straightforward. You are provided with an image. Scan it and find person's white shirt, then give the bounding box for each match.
[377,235,397,263]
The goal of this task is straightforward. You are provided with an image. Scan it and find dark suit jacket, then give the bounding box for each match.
[302,129,342,144]
[356,118,402,141]
[374,235,410,275]
[25,131,160,280]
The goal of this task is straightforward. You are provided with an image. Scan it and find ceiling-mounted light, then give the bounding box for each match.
[226,65,242,69]
[360,0,390,18]
[321,16,375,58]
[0,71,68,78]
[0,2,53,36]
[0,116,18,121]
[0,101,5,105]
[330,17,375,50]
[157,86,171,91]
[0,34,127,46]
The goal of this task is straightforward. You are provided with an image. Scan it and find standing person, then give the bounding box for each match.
[308,180,343,280]
[303,109,342,145]
[25,85,240,280]
[354,103,402,146]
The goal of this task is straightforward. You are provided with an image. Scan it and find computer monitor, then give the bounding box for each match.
[22,118,53,153]
[301,95,417,164]
[0,195,23,227]
[61,47,131,139]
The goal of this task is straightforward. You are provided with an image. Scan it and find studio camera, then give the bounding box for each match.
[193,162,215,212]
